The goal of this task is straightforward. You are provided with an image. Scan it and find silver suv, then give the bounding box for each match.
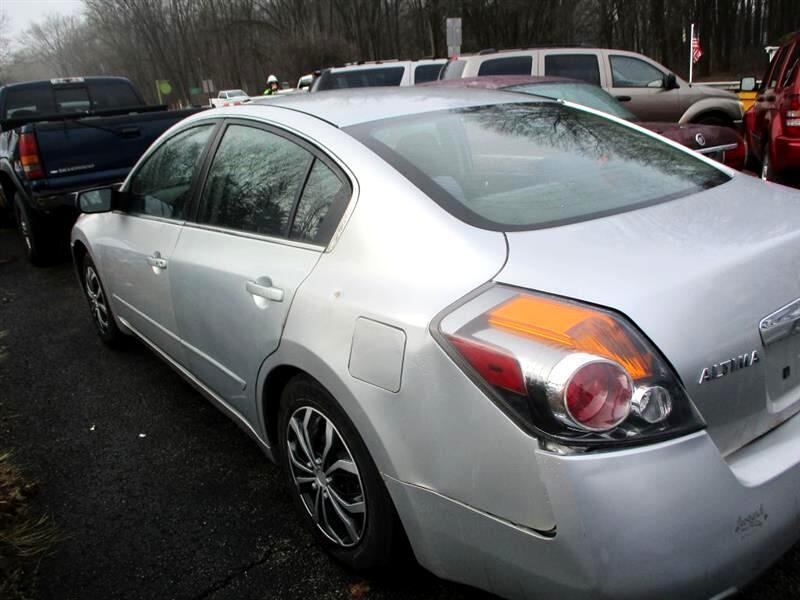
[311,59,446,91]
[441,47,743,125]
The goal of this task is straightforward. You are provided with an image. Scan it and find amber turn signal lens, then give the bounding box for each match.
[488,295,653,380]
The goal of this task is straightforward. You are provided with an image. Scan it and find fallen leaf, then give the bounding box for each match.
[349,581,370,599]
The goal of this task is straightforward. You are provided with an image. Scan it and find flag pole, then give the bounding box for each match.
[689,23,694,85]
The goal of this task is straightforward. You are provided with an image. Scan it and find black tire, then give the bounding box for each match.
[81,254,125,347]
[277,375,398,571]
[13,192,49,265]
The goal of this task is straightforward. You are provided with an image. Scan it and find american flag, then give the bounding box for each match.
[691,31,703,63]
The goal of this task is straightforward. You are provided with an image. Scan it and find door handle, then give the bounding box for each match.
[246,280,284,302]
[615,95,632,102]
[146,254,167,269]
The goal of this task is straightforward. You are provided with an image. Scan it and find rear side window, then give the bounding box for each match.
[290,159,349,244]
[3,86,55,119]
[346,103,729,231]
[414,64,444,84]
[198,125,312,236]
[315,67,405,91]
[766,46,790,88]
[86,80,142,109]
[478,56,533,77]
[609,55,665,88]
[780,43,800,88]
[127,124,215,219]
[544,54,601,86]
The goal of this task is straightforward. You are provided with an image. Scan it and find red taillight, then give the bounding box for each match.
[447,335,526,395]
[722,141,747,170]
[786,94,800,129]
[18,132,44,179]
[564,360,632,431]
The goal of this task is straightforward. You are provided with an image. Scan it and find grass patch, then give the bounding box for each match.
[0,452,60,600]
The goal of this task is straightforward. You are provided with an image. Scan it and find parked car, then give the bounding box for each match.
[427,75,746,169]
[209,89,250,107]
[440,47,744,126]
[0,76,205,264]
[744,31,800,181]
[72,88,800,599]
[311,59,446,91]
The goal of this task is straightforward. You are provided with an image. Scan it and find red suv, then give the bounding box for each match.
[745,32,800,181]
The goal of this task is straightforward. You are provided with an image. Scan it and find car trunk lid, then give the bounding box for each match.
[497,175,800,456]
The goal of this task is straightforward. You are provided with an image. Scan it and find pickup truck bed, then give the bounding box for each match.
[0,77,205,264]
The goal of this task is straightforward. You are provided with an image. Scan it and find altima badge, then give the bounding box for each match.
[699,351,760,384]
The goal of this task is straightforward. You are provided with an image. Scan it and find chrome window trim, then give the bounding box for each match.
[181,221,325,252]
[696,143,738,155]
[111,210,186,226]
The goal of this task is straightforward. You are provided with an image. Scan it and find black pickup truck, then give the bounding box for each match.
[0,76,204,263]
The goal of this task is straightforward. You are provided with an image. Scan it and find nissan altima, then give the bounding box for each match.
[71,88,800,599]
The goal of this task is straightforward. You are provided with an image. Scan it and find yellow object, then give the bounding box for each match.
[738,90,757,112]
[488,294,654,379]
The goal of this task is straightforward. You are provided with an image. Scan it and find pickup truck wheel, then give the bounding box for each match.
[13,193,48,265]
[81,255,125,346]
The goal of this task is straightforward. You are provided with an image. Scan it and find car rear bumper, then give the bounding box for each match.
[387,411,800,599]
[773,135,800,172]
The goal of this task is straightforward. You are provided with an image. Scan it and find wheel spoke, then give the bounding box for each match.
[301,409,318,463]
[287,447,314,475]
[321,495,345,545]
[312,485,322,522]
[326,488,359,541]
[328,486,365,514]
[294,476,316,485]
[321,419,334,465]
[326,458,358,477]
[289,416,314,466]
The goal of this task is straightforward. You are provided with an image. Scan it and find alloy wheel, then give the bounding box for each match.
[286,406,366,547]
[761,149,771,181]
[16,209,32,252]
[85,266,110,334]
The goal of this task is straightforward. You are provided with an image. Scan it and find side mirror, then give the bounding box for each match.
[664,73,679,90]
[75,187,114,213]
[740,76,757,92]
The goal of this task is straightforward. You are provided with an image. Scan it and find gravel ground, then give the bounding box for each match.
[0,225,798,599]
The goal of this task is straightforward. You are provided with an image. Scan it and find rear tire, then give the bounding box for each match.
[277,375,398,571]
[81,254,125,347]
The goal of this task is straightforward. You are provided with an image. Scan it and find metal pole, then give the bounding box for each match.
[689,23,694,85]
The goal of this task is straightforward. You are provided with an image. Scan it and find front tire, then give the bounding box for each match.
[81,255,125,347]
[277,375,398,570]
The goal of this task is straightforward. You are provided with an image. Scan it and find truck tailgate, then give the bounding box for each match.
[33,107,203,188]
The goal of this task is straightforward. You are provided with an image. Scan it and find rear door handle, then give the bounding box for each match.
[615,95,632,102]
[146,254,167,269]
[246,280,284,302]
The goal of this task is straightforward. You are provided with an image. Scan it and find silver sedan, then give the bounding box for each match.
[71,88,800,599]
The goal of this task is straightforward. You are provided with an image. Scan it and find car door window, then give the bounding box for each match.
[478,56,533,76]
[127,124,215,219]
[766,46,789,88]
[780,44,800,88]
[544,54,601,86]
[609,55,665,88]
[290,159,350,244]
[414,63,444,84]
[197,124,312,237]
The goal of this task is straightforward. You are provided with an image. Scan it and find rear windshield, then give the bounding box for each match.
[346,102,729,231]
[504,82,636,120]
[315,67,404,91]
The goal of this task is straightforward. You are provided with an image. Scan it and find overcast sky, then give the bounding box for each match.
[3,0,84,38]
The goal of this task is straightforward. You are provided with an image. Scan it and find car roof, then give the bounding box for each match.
[324,59,445,74]
[247,86,544,127]
[423,75,580,89]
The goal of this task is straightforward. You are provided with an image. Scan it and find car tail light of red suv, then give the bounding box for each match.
[786,94,800,130]
[433,285,704,450]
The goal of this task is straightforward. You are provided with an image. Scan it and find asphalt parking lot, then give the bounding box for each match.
[1,223,800,600]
